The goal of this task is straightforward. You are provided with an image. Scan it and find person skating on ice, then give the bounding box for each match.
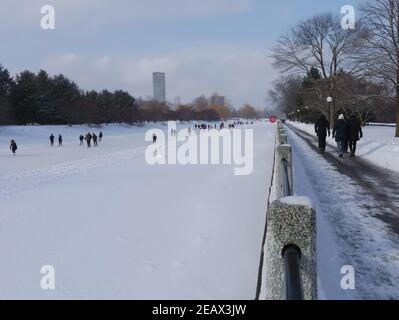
[10,140,17,155]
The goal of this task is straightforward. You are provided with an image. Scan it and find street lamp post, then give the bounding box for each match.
[327,96,333,129]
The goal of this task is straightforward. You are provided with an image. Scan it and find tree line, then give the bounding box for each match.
[0,64,261,126]
[268,0,399,136]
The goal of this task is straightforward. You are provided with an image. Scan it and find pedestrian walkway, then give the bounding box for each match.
[286,123,399,299]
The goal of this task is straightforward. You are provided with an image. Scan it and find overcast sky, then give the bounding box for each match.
[1,0,357,108]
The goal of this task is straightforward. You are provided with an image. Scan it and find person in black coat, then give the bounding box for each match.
[342,116,351,153]
[85,133,92,147]
[348,114,363,157]
[79,134,84,146]
[58,134,63,147]
[49,134,55,146]
[92,133,98,147]
[315,114,330,153]
[333,114,347,158]
[10,140,17,154]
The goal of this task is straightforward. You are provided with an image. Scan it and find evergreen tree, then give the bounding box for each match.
[0,63,13,95]
[12,70,39,124]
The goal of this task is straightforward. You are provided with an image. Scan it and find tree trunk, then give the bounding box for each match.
[396,91,399,137]
[396,5,399,138]
[396,63,399,137]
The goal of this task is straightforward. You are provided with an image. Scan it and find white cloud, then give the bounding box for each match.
[42,46,277,108]
[94,56,111,68]
[46,53,81,67]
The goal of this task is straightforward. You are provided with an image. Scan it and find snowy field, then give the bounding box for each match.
[289,121,399,173]
[0,122,275,299]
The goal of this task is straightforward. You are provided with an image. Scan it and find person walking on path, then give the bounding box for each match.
[333,114,347,158]
[58,134,63,147]
[152,134,157,144]
[99,131,103,142]
[343,115,350,154]
[348,114,363,157]
[49,134,55,147]
[315,114,330,153]
[10,140,17,154]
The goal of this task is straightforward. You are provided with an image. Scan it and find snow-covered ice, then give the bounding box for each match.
[0,122,275,299]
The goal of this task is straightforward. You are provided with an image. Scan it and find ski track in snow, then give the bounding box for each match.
[0,146,146,196]
[286,127,399,300]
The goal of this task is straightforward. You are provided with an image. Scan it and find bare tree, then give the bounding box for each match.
[268,76,303,115]
[271,12,367,128]
[238,104,259,119]
[191,95,210,112]
[141,100,170,122]
[358,0,399,136]
[300,71,389,122]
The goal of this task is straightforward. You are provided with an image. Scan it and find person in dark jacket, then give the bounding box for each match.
[348,114,363,157]
[315,114,330,153]
[342,115,350,153]
[49,134,55,146]
[333,114,347,158]
[99,131,103,142]
[92,133,98,147]
[79,134,84,146]
[10,140,17,154]
[58,134,63,147]
[85,133,92,147]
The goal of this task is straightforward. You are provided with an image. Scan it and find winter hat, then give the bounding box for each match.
[338,114,345,120]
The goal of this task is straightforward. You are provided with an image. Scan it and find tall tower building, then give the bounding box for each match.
[153,72,166,102]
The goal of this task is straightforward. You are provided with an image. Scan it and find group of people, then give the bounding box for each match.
[315,114,363,158]
[7,131,104,155]
[49,134,63,147]
[194,121,254,131]
[79,131,103,148]
[50,131,103,148]
[195,123,216,130]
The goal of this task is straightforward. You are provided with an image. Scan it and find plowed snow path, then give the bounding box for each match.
[0,146,146,196]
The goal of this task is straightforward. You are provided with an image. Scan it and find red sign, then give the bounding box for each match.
[269,115,277,123]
